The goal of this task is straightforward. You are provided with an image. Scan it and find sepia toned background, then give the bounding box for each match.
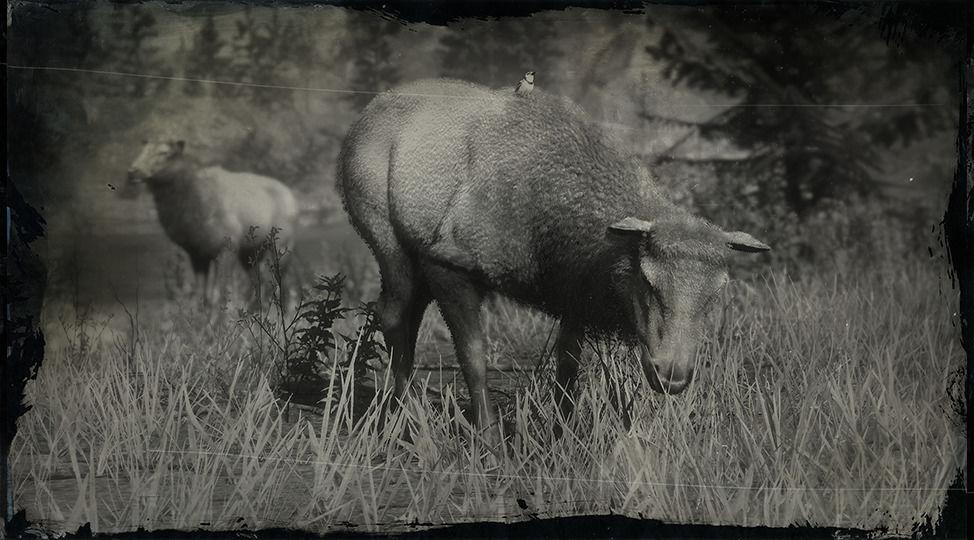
[9,3,959,305]
[6,1,967,536]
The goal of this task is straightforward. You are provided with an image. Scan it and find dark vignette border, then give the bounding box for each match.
[2,1,970,539]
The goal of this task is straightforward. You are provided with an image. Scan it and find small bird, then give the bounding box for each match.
[107,183,117,191]
[515,71,535,96]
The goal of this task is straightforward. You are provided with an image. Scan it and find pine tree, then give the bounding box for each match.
[95,4,172,98]
[644,4,956,217]
[339,12,404,109]
[219,7,314,106]
[439,16,562,90]
[184,14,228,97]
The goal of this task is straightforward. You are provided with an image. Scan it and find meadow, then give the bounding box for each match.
[7,2,966,537]
[11,242,965,536]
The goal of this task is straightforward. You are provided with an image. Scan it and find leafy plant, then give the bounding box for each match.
[282,273,351,402]
[236,230,388,408]
[339,301,387,373]
[285,277,388,409]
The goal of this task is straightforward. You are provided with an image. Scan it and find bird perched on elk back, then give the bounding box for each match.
[515,71,535,96]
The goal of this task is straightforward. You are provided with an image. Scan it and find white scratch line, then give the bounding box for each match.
[4,64,950,108]
[143,448,958,493]
[4,64,480,100]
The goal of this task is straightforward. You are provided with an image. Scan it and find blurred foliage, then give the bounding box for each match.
[183,15,228,97]
[7,4,105,202]
[643,4,958,273]
[339,11,405,108]
[646,4,956,216]
[185,8,314,106]
[96,4,173,98]
[7,2,959,283]
[439,16,563,88]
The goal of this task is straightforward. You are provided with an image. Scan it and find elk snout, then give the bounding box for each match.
[640,344,695,395]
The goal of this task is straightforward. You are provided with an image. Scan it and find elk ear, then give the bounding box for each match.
[724,231,771,253]
[608,217,654,236]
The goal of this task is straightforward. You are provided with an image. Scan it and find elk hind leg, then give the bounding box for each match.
[377,253,430,405]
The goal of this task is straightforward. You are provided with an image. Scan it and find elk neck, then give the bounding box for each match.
[144,157,206,204]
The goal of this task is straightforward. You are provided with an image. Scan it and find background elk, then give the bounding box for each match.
[126,139,299,302]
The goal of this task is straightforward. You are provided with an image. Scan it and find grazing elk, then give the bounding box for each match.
[126,139,299,301]
[338,79,770,430]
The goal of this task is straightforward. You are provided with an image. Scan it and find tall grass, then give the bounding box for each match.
[12,258,964,536]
